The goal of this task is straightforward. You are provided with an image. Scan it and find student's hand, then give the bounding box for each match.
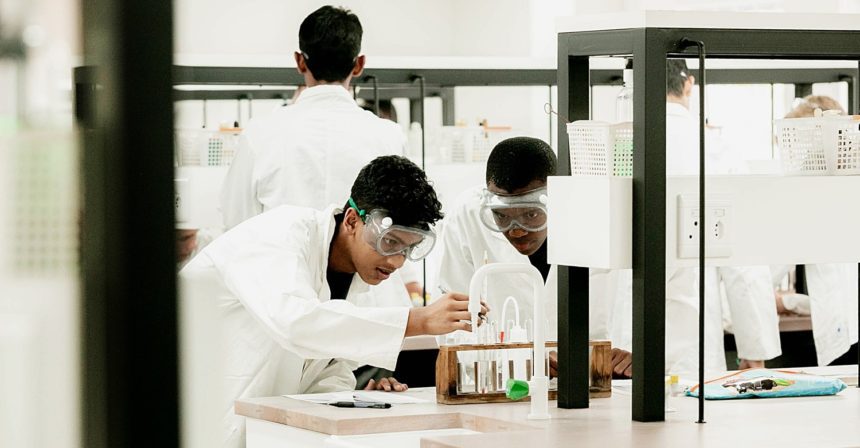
[738,359,764,370]
[405,292,489,336]
[611,348,633,378]
[549,351,558,379]
[364,377,408,392]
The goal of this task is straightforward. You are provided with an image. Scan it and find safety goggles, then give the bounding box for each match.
[349,198,436,261]
[479,187,548,233]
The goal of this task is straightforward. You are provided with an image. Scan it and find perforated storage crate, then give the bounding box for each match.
[567,121,633,177]
[175,128,242,166]
[435,126,493,163]
[774,115,860,176]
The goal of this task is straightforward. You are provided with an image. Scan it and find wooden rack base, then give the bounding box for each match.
[436,340,612,404]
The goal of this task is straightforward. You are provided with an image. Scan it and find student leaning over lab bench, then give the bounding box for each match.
[437,137,634,378]
[181,156,488,448]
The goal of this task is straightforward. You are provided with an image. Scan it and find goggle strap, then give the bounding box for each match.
[348,197,366,221]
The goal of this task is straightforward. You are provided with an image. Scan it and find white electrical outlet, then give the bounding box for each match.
[677,194,733,259]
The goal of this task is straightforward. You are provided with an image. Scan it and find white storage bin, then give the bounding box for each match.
[175,128,242,167]
[566,121,633,177]
[434,126,492,163]
[774,115,860,176]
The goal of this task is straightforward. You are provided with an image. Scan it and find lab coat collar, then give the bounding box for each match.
[294,84,356,105]
[667,101,693,117]
[320,205,370,298]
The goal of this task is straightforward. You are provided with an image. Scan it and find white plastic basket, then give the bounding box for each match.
[774,115,860,176]
[436,126,492,163]
[567,121,633,177]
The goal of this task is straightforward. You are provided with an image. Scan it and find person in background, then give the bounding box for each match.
[783,95,845,119]
[438,137,634,378]
[662,59,781,374]
[772,95,858,366]
[181,156,487,448]
[360,98,398,122]
[220,5,406,229]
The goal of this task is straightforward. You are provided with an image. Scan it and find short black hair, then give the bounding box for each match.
[486,137,556,191]
[298,6,362,82]
[667,59,690,97]
[348,155,443,230]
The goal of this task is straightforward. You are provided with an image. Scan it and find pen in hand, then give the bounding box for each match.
[329,401,391,409]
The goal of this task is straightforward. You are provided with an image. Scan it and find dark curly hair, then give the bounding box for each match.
[299,6,362,82]
[348,156,443,230]
[486,137,557,191]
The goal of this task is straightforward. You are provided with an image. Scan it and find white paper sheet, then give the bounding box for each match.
[284,390,429,405]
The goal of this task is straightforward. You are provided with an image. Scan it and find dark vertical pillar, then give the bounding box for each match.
[852,67,859,115]
[79,0,178,446]
[556,41,593,409]
[795,82,813,99]
[441,87,456,126]
[631,28,668,422]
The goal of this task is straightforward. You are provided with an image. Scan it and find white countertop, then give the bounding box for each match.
[557,10,860,33]
[238,365,860,448]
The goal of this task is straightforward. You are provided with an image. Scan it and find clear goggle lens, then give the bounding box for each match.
[479,187,548,233]
[362,210,436,261]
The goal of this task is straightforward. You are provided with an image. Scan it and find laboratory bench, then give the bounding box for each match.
[236,365,859,448]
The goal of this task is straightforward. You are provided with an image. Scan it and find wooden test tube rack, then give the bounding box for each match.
[436,340,612,404]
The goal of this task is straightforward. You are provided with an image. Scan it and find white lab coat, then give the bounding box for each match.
[220,85,406,229]
[771,264,859,366]
[665,101,781,375]
[180,205,410,447]
[437,186,627,345]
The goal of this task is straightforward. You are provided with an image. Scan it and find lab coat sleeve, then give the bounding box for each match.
[719,266,782,361]
[220,135,263,230]
[436,209,476,295]
[301,359,359,394]
[806,263,858,366]
[223,241,409,370]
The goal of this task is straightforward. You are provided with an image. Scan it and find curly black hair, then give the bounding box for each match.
[348,155,443,230]
[485,137,557,191]
[299,6,363,83]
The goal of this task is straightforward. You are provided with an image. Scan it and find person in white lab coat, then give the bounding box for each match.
[663,59,781,375]
[220,5,406,230]
[769,96,859,366]
[181,156,488,447]
[437,137,634,378]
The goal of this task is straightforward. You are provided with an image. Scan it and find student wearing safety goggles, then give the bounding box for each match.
[438,137,634,379]
[181,156,488,447]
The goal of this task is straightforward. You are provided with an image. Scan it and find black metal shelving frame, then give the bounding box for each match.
[75,64,858,129]
[556,24,860,423]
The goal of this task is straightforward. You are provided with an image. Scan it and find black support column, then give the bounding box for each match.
[79,0,178,446]
[556,50,593,409]
[631,28,669,422]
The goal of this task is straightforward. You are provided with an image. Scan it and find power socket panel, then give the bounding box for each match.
[677,194,733,259]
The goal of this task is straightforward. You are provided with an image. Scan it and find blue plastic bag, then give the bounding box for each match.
[686,368,847,400]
